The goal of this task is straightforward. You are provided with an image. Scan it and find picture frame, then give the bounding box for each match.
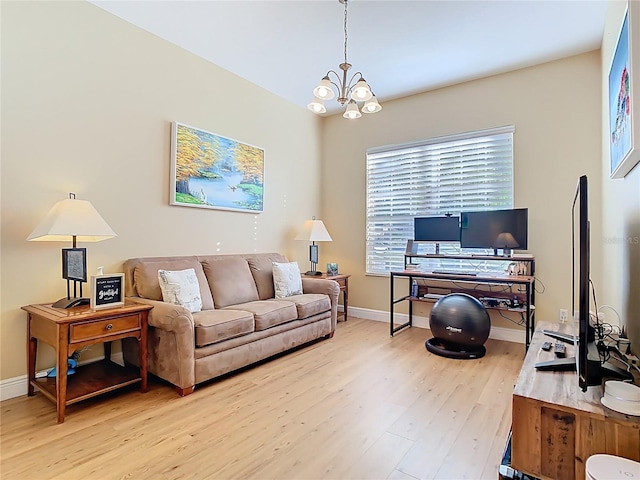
[90,273,125,310]
[62,248,87,282]
[609,1,640,178]
[170,122,265,212]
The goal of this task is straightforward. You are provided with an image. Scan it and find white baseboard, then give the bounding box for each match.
[346,306,525,345]
[0,352,124,402]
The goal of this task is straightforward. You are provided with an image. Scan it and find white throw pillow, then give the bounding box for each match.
[272,261,303,298]
[158,268,203,313]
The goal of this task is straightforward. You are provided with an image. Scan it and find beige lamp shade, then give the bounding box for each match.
[27,195,117,243]
[493,232,519,249]
[295,219,333,242]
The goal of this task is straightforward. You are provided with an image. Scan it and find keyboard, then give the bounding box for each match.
[431,270,477,276]
[423,293,444,300]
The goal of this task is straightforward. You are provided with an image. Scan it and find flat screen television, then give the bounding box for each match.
[535,175,632,390]
[459,208,528,254]
[414,216,460,242]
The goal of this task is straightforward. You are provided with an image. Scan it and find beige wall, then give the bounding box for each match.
[601,1,640,354]
[0,1,322,379]
[321,52,603,331]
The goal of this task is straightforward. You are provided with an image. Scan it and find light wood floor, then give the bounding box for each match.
[1,318,524,480]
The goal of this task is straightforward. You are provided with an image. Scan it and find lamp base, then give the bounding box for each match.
[52,297,90,309]
[304,271,323,276]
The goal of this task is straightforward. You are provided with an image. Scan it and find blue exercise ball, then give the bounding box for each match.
[427,293,490,358]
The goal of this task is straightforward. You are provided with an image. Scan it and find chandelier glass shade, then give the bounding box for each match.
[308,0,381,119]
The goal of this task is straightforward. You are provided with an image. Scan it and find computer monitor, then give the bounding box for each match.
[414,216,460,242]
[460,208,528,255]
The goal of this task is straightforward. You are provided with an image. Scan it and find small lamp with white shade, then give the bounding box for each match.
[27,193,117,308]
[295,217,332,276]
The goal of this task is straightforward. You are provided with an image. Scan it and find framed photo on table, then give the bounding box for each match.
[62,248,87,282]
[90,273,125,310]
[609,1,640,178]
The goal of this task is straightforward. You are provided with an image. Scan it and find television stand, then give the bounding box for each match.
[512,321,640,480]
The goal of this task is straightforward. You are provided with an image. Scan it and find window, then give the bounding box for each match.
[366,126,515,275]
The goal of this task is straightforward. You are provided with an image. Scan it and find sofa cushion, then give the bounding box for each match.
[224,300,297,331]
[246,253,288,300]
[284,294,331,319]
[202,256,260,308]
[193,309,254,347]
[158,268,203,313]
[272,261,303,298]
[133,259,214,310]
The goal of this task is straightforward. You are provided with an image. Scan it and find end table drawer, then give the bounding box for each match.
[70,315,140,342]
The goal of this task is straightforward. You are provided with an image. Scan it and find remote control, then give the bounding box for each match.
[554,342,566,357]
[541,341,552,351]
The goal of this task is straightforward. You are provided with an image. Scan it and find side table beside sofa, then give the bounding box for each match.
[22,301,152,423]
[309,273,350,320]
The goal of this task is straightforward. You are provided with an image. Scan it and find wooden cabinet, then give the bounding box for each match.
[22,301,152,423]
[511,321,640,480]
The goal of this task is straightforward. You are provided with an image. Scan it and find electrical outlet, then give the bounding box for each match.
[559,309,568,323]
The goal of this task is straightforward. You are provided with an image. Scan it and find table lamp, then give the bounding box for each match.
[27,193,117,308]
[493,231,519,257]
[295,217,332,276]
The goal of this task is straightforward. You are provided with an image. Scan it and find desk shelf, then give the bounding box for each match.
[406,295,535,314]
[390,254,536,348]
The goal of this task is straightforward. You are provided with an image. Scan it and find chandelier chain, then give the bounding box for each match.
[343,0,348,65]
[308,0,381,117]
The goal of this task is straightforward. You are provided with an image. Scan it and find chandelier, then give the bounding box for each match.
[307,0,382,119]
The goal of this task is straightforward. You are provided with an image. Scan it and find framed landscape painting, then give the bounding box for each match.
[609,2,640,178]
[170,122,264,212]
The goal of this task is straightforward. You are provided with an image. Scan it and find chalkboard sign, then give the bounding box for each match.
[90,273,125,310]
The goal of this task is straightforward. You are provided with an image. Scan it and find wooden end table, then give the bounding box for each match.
[22,300,152,424]
[305,273,351,321]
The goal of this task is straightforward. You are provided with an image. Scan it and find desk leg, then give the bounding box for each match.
[27,314,36,397]
[390,273,395,336]
[343,278,349,321]
[56,324,69,424]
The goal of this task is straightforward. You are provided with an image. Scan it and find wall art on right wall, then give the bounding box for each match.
[609,1,640,178]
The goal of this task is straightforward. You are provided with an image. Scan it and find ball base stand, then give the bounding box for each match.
[425,337,486,360]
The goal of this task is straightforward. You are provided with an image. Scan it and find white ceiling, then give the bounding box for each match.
[91,0,608,115]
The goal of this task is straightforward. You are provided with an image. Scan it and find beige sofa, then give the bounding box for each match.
[122,253,339,395]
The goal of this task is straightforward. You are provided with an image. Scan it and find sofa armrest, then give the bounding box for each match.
[301,278,340,331]
[127,297,194,334]
[125,297,196,392]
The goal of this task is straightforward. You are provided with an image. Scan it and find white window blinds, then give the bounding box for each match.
[366,126,515,275]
